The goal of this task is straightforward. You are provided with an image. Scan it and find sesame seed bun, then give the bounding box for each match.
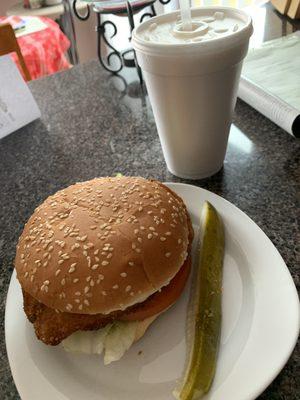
[15,177,190,315]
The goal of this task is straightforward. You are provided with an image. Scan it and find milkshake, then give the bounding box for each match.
[132,7,253,179]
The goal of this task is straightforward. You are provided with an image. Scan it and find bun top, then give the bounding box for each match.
[15,177,190,315]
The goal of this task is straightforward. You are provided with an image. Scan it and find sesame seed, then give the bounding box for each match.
[101,261,109,266]
[61,253,70,260]
[130,292,135,296]
[94,249,99,255]
[55,269,61,276]
[135,248,141,253]
[102,291,107,296]
[113,284,119,289]
[91,264,99,270]
[90,225,97,230]
[83,250,88,257]
[75,291,81,296]
[165,252,171,258]
[24,271,29,278]
[120,272,127,277]
[69,266,76,273]
[61,278,66,285]
[134,229,139,235]
[132,243,136,249]
[160,237,166,241]
[137,237,142,243]
[149,227,155,231]
[44,280,49,285]
[166,232,171,236]
[73,278,79,283]
[86,276,91,282]
[75,299,80,303]
[83,299,90,306]
[84,286,90,293]
[78,304,83,310]
[125,285,131,292]
[128,261,134,266]
[90,279,95,287]
[66,304,73,311]
[178,239,182,244]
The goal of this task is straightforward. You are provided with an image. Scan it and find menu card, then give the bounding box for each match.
[0,55,41,140]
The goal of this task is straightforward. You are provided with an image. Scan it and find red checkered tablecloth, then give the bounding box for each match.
[0,16,71,80]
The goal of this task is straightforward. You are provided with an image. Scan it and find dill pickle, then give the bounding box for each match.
[173,201,225,400]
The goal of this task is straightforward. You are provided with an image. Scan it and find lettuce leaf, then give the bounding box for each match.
[62,320,138,364]
[103,321,138,365]
[62,323,113,355]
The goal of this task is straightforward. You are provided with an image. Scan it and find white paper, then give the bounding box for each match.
[238,76,299,137]
[0,55,41,140]
[239,33,300,137]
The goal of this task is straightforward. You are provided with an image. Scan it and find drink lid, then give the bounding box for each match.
[132,7,252,57]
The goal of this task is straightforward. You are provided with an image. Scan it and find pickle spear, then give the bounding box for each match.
[173,201,225,400]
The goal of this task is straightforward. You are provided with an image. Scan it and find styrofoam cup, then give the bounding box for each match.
[132,7,253,179]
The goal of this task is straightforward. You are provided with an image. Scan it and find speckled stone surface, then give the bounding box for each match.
[0,60,299,399]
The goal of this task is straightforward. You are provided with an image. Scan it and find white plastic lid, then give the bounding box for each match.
[132,7,253,57]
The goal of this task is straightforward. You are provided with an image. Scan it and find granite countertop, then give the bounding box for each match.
[0,60,299,399]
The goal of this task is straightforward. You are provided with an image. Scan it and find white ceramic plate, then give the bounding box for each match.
[5,183,299,400]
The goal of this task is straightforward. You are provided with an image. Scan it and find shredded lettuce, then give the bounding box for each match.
[62,320,138,364]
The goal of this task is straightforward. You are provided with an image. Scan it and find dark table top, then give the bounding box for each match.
[0,6,299,400]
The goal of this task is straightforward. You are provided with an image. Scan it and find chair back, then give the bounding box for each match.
[0,23,31,81]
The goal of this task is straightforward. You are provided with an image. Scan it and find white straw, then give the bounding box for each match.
[179,0,193,31]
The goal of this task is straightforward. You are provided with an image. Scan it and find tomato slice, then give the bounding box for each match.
[120,255,192,322]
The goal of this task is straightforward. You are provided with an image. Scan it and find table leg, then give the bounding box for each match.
[61,0,79,65]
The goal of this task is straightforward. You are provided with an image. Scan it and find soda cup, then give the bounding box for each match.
[132,7,253,179]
